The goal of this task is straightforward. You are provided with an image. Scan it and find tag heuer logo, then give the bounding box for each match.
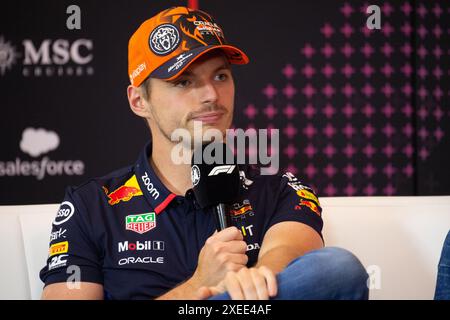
[125,213,156,234]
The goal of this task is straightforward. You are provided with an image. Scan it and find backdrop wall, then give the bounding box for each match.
[1,0,449,204]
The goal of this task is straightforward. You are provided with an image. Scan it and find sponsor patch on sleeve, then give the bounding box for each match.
[49,241,69,257]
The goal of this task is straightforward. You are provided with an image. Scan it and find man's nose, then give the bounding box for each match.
[199,82,219,105]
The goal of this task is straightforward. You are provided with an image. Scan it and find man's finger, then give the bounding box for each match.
[250,269,269,300]
[213,227,243,242]
[259,266,278,297]
[208,286,223,296]
[237,269,258,300]
[224,273,245,300]
[224,253,248,266]
[223,240,248,253]
[196,286,213,300]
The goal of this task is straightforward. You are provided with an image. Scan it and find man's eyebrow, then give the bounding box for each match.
[179,63,231,77]
[213,63,231,72]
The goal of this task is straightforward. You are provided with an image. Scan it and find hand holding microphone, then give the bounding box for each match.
[192,226,248,289]
[188,142,248,289]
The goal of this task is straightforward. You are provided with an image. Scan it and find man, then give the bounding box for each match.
[40,6,368,300]
[435,230,450,300]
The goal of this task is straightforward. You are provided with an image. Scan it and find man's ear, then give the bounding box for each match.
[127,85,151,118]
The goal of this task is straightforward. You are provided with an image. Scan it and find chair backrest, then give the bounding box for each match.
[19,208,58,300]
[0,204,57,300]
[0,197,449,300]
[321,196,450,300]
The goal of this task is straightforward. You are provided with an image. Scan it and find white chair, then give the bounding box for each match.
[19,208,58,300]
[0,196,449,299]
[321,196,450,300]
[0,204,57,299]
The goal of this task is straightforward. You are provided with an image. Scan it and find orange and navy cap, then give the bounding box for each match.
[128,6,249,86]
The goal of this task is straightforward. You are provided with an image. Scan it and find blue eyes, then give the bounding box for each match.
[215,73,228,81]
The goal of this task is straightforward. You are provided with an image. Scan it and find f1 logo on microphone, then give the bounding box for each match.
[208,165,236,176]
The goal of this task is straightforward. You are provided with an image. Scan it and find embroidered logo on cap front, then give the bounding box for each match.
[125,212,156,234]
[149,24,180,55]
[168,53,193,73]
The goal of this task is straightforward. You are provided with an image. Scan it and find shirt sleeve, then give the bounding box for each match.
[39,186,103,287]
[264,172,324,239]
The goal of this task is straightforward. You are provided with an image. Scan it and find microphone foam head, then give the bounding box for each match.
[191,142,240,208]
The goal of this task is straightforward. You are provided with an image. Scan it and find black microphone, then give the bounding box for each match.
[191,141,240,231]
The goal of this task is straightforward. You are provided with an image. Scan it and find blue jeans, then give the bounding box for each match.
[210,247,369,300]
[435,231,450,300]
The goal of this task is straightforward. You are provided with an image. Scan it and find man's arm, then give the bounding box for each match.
[199,221,324,300]
[255,221,324,274]
[41,282,104,300]
[155,278,204,300]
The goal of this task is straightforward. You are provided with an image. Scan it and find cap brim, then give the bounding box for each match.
[150,45,249,80]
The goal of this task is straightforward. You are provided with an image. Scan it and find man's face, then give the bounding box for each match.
[145,52,235,146]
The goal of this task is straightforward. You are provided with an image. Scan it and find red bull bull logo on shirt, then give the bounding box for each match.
[104,175,143,205]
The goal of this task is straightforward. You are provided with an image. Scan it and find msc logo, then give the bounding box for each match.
[23,39,93,65]
[0,35,94,77]
[0,36,19,75]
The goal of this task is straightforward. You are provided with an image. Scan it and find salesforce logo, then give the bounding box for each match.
[0,127,85,180]
[20,127,59,157]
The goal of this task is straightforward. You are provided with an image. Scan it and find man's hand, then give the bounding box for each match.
[156,226,247,300]
[198,266,278,300]
[191,226,248,288]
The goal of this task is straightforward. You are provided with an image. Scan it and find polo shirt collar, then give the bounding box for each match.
[135,141,176,214]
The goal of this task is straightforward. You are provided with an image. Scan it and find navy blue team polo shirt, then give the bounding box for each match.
[40,141,323,299]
